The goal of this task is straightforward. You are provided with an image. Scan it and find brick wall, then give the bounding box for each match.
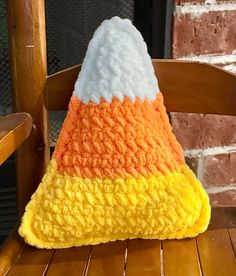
[172,0,236,206]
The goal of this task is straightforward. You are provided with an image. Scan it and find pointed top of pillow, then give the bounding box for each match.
[74,16,159,104]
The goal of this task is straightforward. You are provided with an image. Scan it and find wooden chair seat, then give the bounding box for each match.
[0,208,235,275]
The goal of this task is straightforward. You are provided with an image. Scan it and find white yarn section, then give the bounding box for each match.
[74,16,159,104]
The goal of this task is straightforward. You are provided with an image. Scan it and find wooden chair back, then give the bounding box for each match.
[46,60,236,115]
[6,0,236,215]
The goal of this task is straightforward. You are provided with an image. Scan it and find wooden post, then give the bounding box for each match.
[7,0,50,215]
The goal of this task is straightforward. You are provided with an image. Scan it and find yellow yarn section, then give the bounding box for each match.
[19,159,210,249]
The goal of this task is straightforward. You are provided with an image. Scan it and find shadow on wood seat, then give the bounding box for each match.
[0,1,236,275]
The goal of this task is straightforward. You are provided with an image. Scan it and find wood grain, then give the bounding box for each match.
[126,239,161,276]
[0,113,32,165]
[7,245,54,276]
[7,0,50,215]
[46,246,91,276]
[46,65,81,111]
[86,241,126,276]
[45,60,236,115]
[0,209,235,276]
[197,229,236,276]
[0,227,24,275]
[154,59,236,116]
[163,238,201,276]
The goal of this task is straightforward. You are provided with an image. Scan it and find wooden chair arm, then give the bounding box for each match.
[0,113,32,165]
[0,226,24,275]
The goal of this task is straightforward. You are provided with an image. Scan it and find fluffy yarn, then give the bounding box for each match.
[74,16,159,104]
[19,17,211,249]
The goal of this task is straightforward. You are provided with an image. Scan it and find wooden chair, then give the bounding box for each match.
[0,1,236,275]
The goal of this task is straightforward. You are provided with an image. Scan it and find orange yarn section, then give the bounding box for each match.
[53,93,184,179]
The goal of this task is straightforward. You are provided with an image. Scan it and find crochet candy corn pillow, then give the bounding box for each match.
[19,17,211,249]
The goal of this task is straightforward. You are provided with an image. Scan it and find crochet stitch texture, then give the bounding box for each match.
[19,17,211,249]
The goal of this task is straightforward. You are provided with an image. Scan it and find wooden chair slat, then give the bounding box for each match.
[46,65,81,111]
[0,113,32,165]
[228,229,236,257]
[197,229,236,276]
[126,239,161,276]
[86,241,126,276]
[162,238,201,276]
[46,246,91,276]
[46,60,236,115]
[7,245,54,276]
[154,60,236,116]
[0,228,24,275]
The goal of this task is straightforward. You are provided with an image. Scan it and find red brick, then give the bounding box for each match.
[209,190,236,206]
[185,156,199,175]
[173,10,236,58]
[203,152,236,187]
[171,113,236,149]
